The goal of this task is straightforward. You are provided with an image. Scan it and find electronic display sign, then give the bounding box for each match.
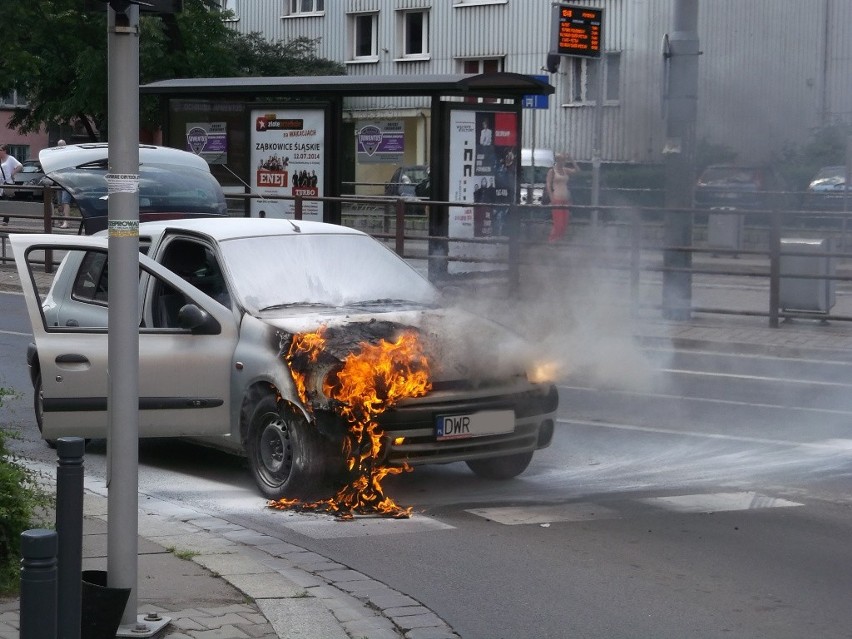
[551,4,603,59]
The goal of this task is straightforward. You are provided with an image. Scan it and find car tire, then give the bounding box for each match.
[33,373,57,449]
[466,451,534,480]
[243,386,334,501]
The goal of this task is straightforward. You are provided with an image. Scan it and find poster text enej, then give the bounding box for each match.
[447,109,519,273]
[250,108,325,221]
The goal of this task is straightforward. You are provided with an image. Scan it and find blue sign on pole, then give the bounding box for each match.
[523,75,550,109]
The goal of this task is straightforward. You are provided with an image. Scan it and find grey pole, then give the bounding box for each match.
[20,529,58,639]
[56,437,85,639]
[105,2,142,628]
[661,0,699,320]
[591,55,605,228]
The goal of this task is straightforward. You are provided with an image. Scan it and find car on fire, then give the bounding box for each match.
[36,143,228,234]
[11,218,558,501]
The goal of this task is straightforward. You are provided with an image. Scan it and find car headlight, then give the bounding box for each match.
[527,360,560,384]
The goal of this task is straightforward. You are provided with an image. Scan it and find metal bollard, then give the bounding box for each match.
[20,529,58,639]
[56,437,85,639]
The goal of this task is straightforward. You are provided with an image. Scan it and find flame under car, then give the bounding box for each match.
[13,218,558,504]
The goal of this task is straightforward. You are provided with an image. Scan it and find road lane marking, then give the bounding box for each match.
[558,384,852,416]
[558,418,852,451]
[0,329,31,337]
[659,367,852,389]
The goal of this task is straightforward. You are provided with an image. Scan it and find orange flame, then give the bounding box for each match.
[270,326,431,519]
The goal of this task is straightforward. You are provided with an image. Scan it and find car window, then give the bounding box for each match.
[71,251,109,304]
[158,239,231,309]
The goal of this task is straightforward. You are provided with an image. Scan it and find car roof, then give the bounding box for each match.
[135,217,367,242]
[39,143,211,175]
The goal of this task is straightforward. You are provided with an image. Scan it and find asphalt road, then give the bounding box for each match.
[3,290,852,638]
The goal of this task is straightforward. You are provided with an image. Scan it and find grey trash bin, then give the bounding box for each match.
[707,208,743,252]
[779,238,836,314]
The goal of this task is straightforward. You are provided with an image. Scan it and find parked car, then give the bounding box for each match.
[384,165,428,198]
[38,143,229,234]
[12,218,558,501]
[8,160,45,200]
[803,165,850,212]
[693,164,793,226]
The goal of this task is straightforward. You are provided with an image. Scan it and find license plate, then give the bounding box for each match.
[436,410,515,440]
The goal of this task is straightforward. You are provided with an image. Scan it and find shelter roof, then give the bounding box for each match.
[140,72,554,99]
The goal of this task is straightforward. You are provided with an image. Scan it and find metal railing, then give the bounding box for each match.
[5,185,852,327]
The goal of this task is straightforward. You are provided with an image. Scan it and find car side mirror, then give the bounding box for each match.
[177,303,220,335]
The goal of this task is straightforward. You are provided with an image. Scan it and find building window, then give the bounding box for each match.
[350,13,378,61]
[399,10,429,58]
[6,145,29,161]
[0,91,28,108]
[461,58,502,75]
[217,0,238,20]
[565,52,621,105]
[460,58,503,102]
[288,0,324,15]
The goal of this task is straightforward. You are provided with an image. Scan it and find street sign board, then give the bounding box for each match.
[522,75,550,109]
[550,3,603,59]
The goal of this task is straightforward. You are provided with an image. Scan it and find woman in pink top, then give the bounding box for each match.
[545,152,580,243]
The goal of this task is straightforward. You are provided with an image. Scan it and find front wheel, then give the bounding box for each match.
[243,387,337,500]
[466,451,534,480]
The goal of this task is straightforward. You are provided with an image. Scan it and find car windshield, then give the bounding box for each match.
[699,167,760,185]
[48,164,227,219]
[218,233,439,313]
[811,166,845,185]
[399,167,428,183]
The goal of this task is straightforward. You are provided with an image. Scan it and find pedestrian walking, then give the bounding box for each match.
[545,152,580,243]
[0,144,22,225]
[51,140,72,229]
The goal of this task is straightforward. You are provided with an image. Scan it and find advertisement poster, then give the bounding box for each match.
[447,109,519,272]
[185,122,228,164]
[250,108,325,221]
[356,120,405,164]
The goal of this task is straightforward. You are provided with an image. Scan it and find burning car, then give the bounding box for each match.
[12,218,558,510]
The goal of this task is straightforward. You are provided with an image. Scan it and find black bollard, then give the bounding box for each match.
[20,528,58,639]
[56,437,85,639]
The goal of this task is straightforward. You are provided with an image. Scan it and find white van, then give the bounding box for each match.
[520,147,554,204]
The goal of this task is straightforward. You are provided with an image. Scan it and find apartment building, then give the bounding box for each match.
[223,0,852,169]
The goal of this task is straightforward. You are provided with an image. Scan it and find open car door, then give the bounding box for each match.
[11,234,237,440]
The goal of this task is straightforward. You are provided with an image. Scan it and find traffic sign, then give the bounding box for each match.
[522,75,550,109]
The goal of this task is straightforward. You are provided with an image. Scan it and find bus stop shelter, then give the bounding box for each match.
[141,72,553,276]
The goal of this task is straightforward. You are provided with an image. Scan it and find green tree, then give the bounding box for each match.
[0,0,344,141]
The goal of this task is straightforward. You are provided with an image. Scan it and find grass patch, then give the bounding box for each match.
[166,546,200,561]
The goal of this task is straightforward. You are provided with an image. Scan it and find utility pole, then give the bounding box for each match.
[661,0,699,320]
[105,0,142,631]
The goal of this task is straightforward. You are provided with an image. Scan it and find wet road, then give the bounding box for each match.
[3,290,852,638]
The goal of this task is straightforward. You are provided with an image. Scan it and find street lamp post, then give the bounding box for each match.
[661,0,700,320]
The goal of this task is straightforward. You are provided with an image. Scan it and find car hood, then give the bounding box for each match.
[256,305,534,384]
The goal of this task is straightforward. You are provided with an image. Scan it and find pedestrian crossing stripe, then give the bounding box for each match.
[465,491,803,525]
[639,491,803,513]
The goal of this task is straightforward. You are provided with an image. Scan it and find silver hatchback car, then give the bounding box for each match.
[13,218,558,502]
